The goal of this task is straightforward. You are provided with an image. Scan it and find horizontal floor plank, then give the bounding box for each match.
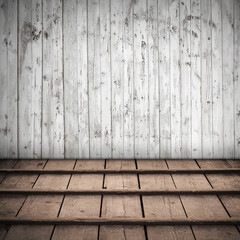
[0,189,239,195]
[0,169,240,174]
[0,217,239,225]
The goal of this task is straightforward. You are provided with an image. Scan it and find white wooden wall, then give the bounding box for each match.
[0,0,240,159]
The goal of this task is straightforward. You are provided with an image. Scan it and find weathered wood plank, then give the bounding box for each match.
[134,0,149,158]
[192,225,240,240]
[0,0,18,159]
[212,0,223,158]
[4,159,71,239]
[177,160,239,239]
[201,0,213,158]
[169,0,181,158]
[148,0,159,158]
[52,159,102,239]
[191,0,202,158]
[77,0,89,158]
[1,159,47,240]
[5,225,53,240]
[234,0,240,158]
[111,0,124,158]
[18,0,42,159]
[159,0,171,159]
[88,0,102,158]
[100,159,145,239]
[141,159,193,239]
[100,0,112,158]
[123,0,134,159]
[222,0,234,158]
[166,159,199,169]
[227,160,240,168]
[197,159,240,189]
[63,0,79,158]
[42,0,64,158]
[197,159,232,168]
[180,0,191,159]
[0,159,46,189]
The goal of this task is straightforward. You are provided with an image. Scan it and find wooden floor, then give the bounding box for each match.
[0,159,239,240]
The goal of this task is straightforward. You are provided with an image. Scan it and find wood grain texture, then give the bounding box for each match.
[18,0,42,159]
[0,0,18,159]
[169,0,181,158]
[180,0,191,159]
[235,0,240,159]
[201,0,213,158]
[42,0,64,158]
[134,0,149,158]
[159,0,171,159]
[52,158,102,239]
[4,159,71,239]
[141,159,194,239]
[191,0,202,158]
[212,0,223,158]
[2,159,50,240]
[222,0,234,158]
[100,159,145,239]
[0,0,239,159]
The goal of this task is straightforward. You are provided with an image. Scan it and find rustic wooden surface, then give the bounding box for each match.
[0,0,240,159]
[0,159,239,239]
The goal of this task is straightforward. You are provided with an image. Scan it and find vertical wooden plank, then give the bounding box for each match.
[0,0,18,159]
[234,0,240,158]
[222,0,234,158]
[18,0,33,158]
[63,0,89,159]
[42,0,64,158]
[111,0,124,158]
[159,0,171,158]
[180,0,191,158]
[100,0,112,158]
[201,0,213,158]
[191,0,202,158]
[77,0,89,158]
[212,0,223,158]
[88,0,102,158]
[170,0,181,158]
[123,0,134,158]
[63,0,79,158]
[134,0,149,158]
[100,160,145,239]
[18,0,42,159]
[148,0,159,158]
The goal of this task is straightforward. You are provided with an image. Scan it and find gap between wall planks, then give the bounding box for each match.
[0,0,240,159]
[0,159,240,240]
